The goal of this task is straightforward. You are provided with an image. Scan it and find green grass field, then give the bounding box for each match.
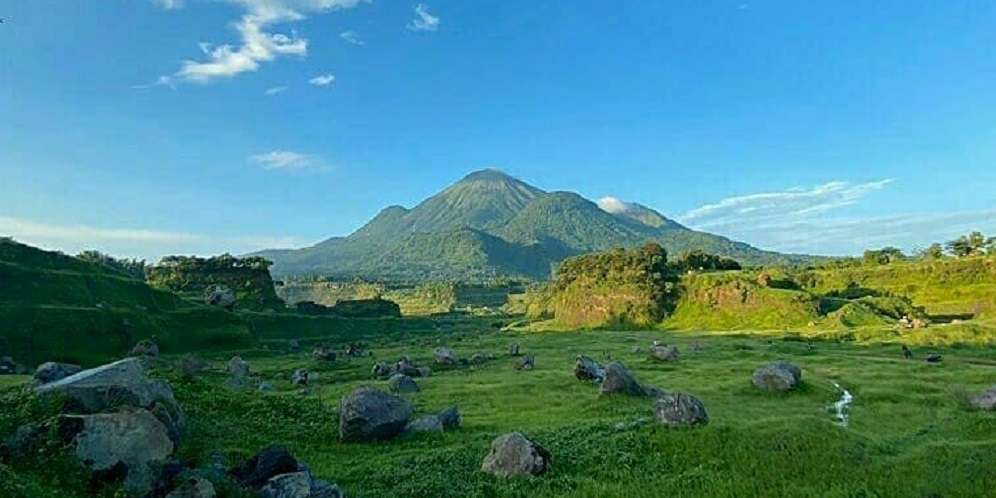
[4,316,995,498]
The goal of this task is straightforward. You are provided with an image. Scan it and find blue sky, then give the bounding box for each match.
[1,0,995,261]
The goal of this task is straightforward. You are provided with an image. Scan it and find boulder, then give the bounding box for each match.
[338,387,413,442]
[228,356,251,378]
[388,374,419,394]
[130,339,160,358]
[653,393,709,427]
[260,471,312,498]
[648,345,679,362]
[372,362,392,379]
[481,432,550,478]
[752,362,802,391]
[416,366,432,378]
[394,358,420,377]
[470,353,488,365]
[926,354,942,363]
[434,348,457,365]
[438,406,461,429]
[402,415,443,435]
[230,445,299,488]
[508,343,521,356]
[61,408,175,496]
[515,355,535,371]
[0,356,19,375]
[34,361,82,385]
[292,369,310,387]
[600,362,646,397]
[205,285,236,309]
[574,356,605,382]
[36,358,184,439]
[166,477,217,498]
[970,385,996,410]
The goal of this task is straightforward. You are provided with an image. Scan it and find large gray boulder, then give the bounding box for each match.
[481,432,550,478]
[574,356,605,382]
[260,471,312,498]
[752,362,802,391]
[61,408,175,496]
[388,374,419,394]
[339,387,413,442]
[231,445,299,488]
[971,385,996,411]
[36,358,184,440]
[205,285,236,309]
[599,362,646,397]
[166,477,217,498]
[653,393,709,427]
[34,361,82,385]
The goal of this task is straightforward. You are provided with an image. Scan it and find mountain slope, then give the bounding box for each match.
[255,169,820,280]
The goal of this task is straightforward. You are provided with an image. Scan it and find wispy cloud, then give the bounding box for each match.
[152,0,184,9]
[153,0,370,85]
[407,3,439,32]
[248,150,327,171]
[339,30,365,46]
[0,216,305,262]
[308,73,335,86]
[676,179,996,255]
[264,85,287,96]
[681,179,894,228]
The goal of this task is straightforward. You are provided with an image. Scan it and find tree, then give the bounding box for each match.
[946,232,988,257]
[863,247,905,265]
[919,243,944,260]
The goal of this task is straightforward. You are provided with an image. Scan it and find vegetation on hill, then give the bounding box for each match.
[0,239,252,366]
[146,254,285,311]
[254,169,820,281]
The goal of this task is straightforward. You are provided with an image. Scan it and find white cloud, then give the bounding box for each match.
[597,196,635,214]
[156,0,370,84]
[0,216,305,262]
[680,179,894,228]
[248,150,326,171]
[264,85,287,95]
[308,73,335,86]
[152,0,184,9]
[407,3,439,32]
[339,30,365,46]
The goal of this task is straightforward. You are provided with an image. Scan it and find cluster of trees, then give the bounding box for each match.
[670,250,742,273]
[156,254,273,271]
[76,250,147,280]
[861,231,996,266]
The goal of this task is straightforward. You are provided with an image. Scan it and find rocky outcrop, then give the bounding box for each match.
[481,432,550,478]
[338,387,414,442]
[752,362,802,391]
[653,393,708,427]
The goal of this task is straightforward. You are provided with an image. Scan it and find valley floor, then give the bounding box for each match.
[3,318,996,497]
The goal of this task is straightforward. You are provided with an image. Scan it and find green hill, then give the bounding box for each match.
[0,238,253,367]
[255,169,819,280]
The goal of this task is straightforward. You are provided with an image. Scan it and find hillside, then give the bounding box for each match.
[255,169,818,280]
[0,238,253,366]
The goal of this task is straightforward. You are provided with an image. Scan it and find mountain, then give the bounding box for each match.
[254,169,818,280]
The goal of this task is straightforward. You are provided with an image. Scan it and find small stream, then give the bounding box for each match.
[831,382,854,427]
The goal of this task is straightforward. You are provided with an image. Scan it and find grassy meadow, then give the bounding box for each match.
[4,315,996,498]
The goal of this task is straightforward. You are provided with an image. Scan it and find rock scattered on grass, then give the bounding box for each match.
[402,415,443,435]
[600,362,647,397]
[970,385,996,410]
[574,355,605,382]
[292,369,310,386]
[481,432,550,478]
[653,393,709,427]
[435,348,458,365]
[648,345,679,362]
[515,355,535,371]
[388,373,419,393]
[751,361,802,392]
[339,387,413,442]
[130,339,160,358]
[438,406,461,429]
